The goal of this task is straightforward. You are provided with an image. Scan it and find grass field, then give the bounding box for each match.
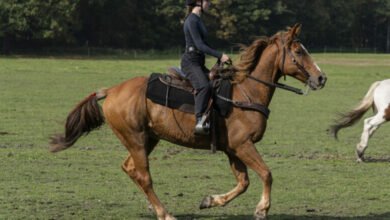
[0,53,390,219]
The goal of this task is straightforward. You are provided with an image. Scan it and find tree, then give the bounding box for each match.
[207,0,273,46]
[0,0,78,53]
[154,0,186,49]
[374,0,390,52]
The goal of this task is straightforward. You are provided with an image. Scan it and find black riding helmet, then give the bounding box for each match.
[186,0,196,5]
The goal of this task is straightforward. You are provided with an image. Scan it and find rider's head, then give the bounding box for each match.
[186,0,210,13]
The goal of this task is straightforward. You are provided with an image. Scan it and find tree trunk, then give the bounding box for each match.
[387,18,390,53]
[2,34,11,55]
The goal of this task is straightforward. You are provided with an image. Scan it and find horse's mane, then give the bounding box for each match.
[232,32,284,83]
[232,36,269,82]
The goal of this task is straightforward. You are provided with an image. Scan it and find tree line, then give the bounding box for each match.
[1,0,390,54]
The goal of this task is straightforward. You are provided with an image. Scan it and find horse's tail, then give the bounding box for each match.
[49,89,108,153]
[329,81,380,139]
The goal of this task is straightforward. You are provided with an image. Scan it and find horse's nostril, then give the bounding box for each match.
[318,74,327,84]
[318,76,323,83]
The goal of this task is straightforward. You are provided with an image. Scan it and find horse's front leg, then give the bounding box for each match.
[199,152,249,209]
[234,141,272,220]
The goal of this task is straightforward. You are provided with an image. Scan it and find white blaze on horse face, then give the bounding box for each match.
[301,44,308,53]
[314,63,322,72]
[301,43,322,72]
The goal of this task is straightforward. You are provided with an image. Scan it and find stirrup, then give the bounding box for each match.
[195,115,210,135]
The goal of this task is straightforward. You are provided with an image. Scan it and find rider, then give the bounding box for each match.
[181,0,230,135]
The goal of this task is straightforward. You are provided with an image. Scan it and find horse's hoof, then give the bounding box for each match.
[147,202,154,213]
[356,151,365,163]
[199,195,214,209]
[254,212,267,220]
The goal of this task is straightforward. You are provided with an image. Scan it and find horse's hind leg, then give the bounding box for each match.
[356,114,386,162]
[122,137,159,213]
[115,130,175,220]
[199,152,249,209]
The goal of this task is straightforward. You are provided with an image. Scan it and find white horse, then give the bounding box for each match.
[330,79,390,162]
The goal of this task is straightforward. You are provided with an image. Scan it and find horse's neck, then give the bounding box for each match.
[241,46,279,106]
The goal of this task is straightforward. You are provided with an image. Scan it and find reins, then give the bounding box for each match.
[246,75,304,95]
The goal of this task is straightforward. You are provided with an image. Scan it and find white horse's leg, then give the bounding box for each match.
[356,116,373,161]
[356,114,386,162]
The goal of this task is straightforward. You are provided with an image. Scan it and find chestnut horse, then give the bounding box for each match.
[330,79,390,162]
[50,24,326,220]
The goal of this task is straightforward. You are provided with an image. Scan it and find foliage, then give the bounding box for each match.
[208,0,272,42]
[0,0,78,40]
[0,0,390,52]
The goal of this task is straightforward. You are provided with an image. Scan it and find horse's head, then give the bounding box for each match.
[276,24,327,90]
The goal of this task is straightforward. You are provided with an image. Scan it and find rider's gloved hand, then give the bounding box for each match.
[220,53,231,64]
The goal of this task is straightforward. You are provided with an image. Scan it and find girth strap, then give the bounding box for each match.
[216,94,270,119]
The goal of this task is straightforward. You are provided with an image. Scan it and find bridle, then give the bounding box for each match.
[280,34,311,81]
[246,33,312,95]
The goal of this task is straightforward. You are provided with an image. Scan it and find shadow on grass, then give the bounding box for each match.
[364,156,390,163]
[142,212,390,220]
[140,212,390,220]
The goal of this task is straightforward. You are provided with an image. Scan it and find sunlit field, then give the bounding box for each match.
[1,53,389,219]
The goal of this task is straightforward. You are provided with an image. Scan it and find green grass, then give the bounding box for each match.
[1,53,390,219]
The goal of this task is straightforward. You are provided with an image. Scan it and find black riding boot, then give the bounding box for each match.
[195,115,210,135]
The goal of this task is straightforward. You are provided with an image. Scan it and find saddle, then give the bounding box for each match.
[146,62,234,117]
[163,62,225,92]
[164,67,194,94]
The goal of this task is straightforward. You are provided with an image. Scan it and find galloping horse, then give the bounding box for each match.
[50,24,326,220]
[330,79,390,162]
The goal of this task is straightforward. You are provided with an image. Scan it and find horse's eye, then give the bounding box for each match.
[295,50,302,56]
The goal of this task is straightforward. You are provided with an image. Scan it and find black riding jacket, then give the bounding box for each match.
[183,13,222,59]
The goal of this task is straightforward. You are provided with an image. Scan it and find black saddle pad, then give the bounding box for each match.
[146,73,232,117]
[146,73,194,113]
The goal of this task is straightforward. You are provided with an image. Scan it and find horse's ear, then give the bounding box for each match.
[293,23,302,36]
[286,23,302,45]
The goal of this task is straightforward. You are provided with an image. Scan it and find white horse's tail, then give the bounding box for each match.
[329,81,381,139]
